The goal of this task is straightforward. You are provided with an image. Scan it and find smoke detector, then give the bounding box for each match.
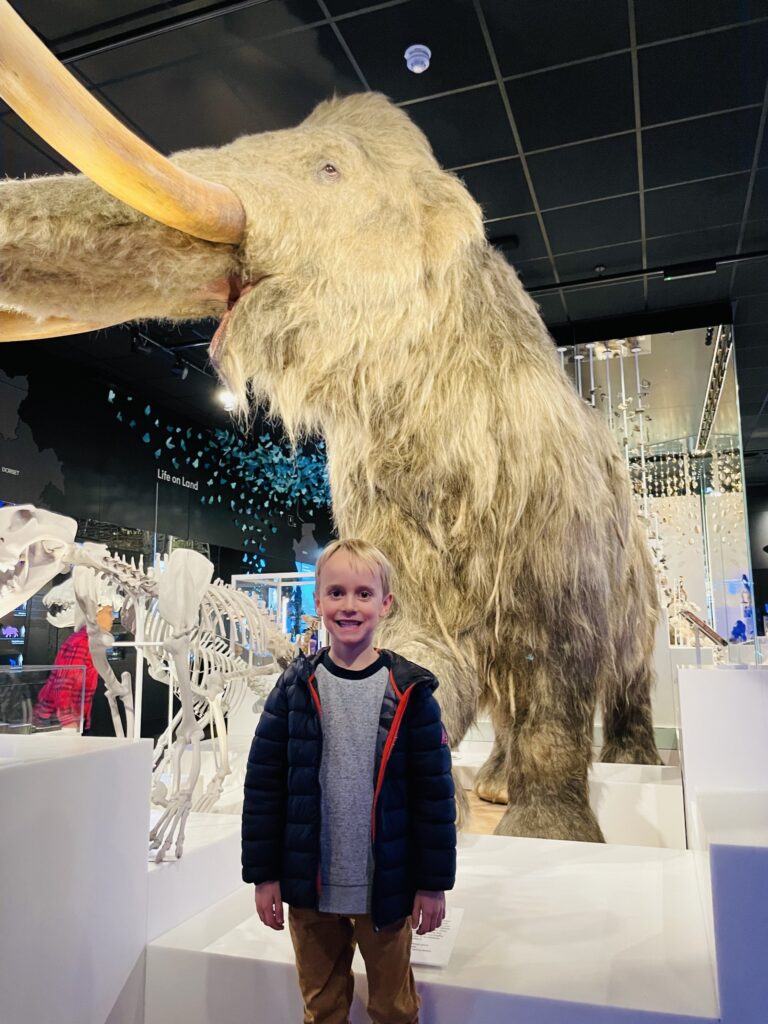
[404,44,431,74]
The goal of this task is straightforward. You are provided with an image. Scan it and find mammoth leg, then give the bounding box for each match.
[600,662,661,765]
[473,699,513,805]
[495,658,603,843]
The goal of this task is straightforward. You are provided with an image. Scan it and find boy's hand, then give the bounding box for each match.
[411,890,445,935]
[254,881,284,930]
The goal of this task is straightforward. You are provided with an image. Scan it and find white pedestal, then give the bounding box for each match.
[145,834,719,1024]
[0,734,153,1024]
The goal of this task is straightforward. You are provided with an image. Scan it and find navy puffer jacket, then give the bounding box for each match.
[241,648,456,929]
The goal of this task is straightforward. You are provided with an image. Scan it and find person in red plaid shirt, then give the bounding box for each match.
[34,606,112,730]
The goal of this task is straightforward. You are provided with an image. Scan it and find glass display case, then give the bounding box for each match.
[559,325,756,664]
[230,570,326,653]
[0,664,88,734]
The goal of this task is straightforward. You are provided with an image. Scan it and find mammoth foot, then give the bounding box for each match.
[494,798,604,843]
[474,764,509,804]
[473,743,509,804]
[600,740,663,766]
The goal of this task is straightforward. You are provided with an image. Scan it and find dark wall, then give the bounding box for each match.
[746,484,768,634]
[0,346,333,565]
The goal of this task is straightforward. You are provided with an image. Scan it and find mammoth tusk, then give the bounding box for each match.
[0,1,245,245]
[0,310,121,342]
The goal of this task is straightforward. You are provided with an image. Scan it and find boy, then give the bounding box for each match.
[242,539,456,1024]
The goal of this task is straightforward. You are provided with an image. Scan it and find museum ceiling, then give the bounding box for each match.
[1,0,767,475]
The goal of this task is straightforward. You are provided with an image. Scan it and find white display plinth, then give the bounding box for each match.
[0,734,153,1024]
[147,809,243,942]
[145,833,718,1024]
[677,668,768,1023]
[454,740,685,848]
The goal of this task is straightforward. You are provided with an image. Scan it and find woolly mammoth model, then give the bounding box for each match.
[0,3,660,841]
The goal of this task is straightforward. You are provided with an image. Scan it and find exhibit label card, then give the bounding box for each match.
[410,906,464,968]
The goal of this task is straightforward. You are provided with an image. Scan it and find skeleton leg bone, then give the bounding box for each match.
[149,549,213,861]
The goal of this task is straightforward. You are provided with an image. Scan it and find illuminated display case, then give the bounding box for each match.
[230,570,326,652]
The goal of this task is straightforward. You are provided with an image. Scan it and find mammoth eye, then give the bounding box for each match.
[318,162,340,182]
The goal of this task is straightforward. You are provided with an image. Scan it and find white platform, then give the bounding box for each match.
[145,832,718,1024]
[454,740,686,848]
[0,734,153,1024]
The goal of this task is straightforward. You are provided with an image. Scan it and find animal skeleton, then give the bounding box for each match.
[0,504,292,859]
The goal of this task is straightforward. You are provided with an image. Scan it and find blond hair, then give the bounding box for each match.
[315,539,393,597]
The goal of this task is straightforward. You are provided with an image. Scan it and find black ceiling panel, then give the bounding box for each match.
[11,0,160,42]
[323,0,405,16]
[563,280,646,320]
[642,108,761,189]
[527,133,638,210]
[736,295,768,325]
[554,241,643,283]
[646,224,740,264]
[82,22,362,152]
[505,54,635,152]
[748,169,768,222]
[740,218,768,251]
[480,0,629,77]
[336,0,493,103]
[733,256,768,297]
[511,257,557,289]
[633,0,767,46]
[405,86,516,169]
[535,292,567,325]
[638,23,768,126]
[486,214,548,262]
[459,159,533,221]
[543,194,641,254]
[0,114,69,176]
[645,174,750,237]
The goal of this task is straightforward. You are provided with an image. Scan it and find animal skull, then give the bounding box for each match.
[0,505,78,613]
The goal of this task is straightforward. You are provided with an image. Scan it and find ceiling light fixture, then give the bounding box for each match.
[662,260,717,282]
[218,388,236,411]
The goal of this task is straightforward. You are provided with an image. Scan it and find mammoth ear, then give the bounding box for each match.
[417,169,485,279]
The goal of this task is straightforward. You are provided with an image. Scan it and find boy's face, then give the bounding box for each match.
[315,553,393,654]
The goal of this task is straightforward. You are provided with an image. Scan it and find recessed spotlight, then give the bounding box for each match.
[404,44,431,74]
[218,388,236,411]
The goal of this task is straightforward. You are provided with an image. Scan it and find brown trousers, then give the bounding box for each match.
[288,907,420,1024]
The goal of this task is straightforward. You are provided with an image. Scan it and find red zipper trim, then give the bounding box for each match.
[308,672,322,897]
[371,686,415,841]
[308,674,322,719]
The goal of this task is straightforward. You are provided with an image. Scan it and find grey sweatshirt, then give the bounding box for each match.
[315,652,389,914]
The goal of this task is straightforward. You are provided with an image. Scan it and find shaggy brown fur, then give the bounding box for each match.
[0,93,661,841]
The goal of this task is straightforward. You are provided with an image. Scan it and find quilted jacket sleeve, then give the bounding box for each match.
[407,684,457,892]
[241,678,289,884]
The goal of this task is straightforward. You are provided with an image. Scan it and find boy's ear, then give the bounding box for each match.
[380,593,394,617]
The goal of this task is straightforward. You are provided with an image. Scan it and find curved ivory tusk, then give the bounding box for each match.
[0,1,245,244]
[0,310,119,341]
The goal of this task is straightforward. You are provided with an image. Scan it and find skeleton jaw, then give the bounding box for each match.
[0,505,78,615]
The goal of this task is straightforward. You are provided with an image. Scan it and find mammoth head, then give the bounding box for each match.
[0,2,485,424]
[0,505,78,614]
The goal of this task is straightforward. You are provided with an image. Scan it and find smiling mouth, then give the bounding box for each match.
[209,274,266,364]
[336,619,363,628]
